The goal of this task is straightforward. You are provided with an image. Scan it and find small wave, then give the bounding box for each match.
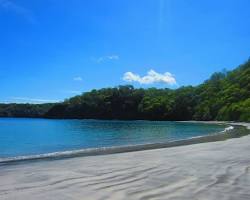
[191,126,234,138]
[0,147,117,163]
[221,126,234,132]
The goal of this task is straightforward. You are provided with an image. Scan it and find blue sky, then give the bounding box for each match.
[0,0,250,103]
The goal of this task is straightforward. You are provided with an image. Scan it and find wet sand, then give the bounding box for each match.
[0,123,249,200]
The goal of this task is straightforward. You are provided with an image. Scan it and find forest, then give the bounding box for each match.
[0,103,54,118]
[1,59,250,121]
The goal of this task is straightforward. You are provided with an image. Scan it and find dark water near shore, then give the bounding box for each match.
[0,118,229,159]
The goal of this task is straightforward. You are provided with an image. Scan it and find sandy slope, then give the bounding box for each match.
[0,123,250,200]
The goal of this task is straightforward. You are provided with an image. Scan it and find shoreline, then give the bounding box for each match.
[0,122,250,200]
[0,121,249,165]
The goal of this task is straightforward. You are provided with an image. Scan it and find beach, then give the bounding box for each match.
[0,123,249,200]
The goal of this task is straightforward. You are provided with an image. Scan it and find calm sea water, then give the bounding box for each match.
[0,118,227,158]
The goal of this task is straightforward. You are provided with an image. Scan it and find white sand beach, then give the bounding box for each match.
[0,123,249,200]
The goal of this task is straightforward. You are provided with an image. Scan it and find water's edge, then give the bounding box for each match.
[0,122,249,165]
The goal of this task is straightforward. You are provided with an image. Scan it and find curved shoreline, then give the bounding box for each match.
[1,122,249,165]
[1,123,250,200]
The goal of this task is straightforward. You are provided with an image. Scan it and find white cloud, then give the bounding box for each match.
[62,90,82,94]
[96,55,119,63]
[9,97,60,104]
[73,76,83,81]
[0,0,36,23]
[123,69,176,85]
[107,55,119,60]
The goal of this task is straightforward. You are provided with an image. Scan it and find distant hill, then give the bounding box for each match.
[45,59,250,121]
[0,103,54,118]
[194,59,250,121]
[1,59,249,121]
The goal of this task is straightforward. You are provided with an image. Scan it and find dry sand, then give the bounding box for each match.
[0,123,249,200]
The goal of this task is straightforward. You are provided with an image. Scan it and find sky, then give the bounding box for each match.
[0,0,250,103]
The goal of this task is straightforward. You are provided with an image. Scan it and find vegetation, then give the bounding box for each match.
[0,103,54,118]
[1,59,250,121]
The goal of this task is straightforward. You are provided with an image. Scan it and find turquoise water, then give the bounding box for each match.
[0,118,227,158]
